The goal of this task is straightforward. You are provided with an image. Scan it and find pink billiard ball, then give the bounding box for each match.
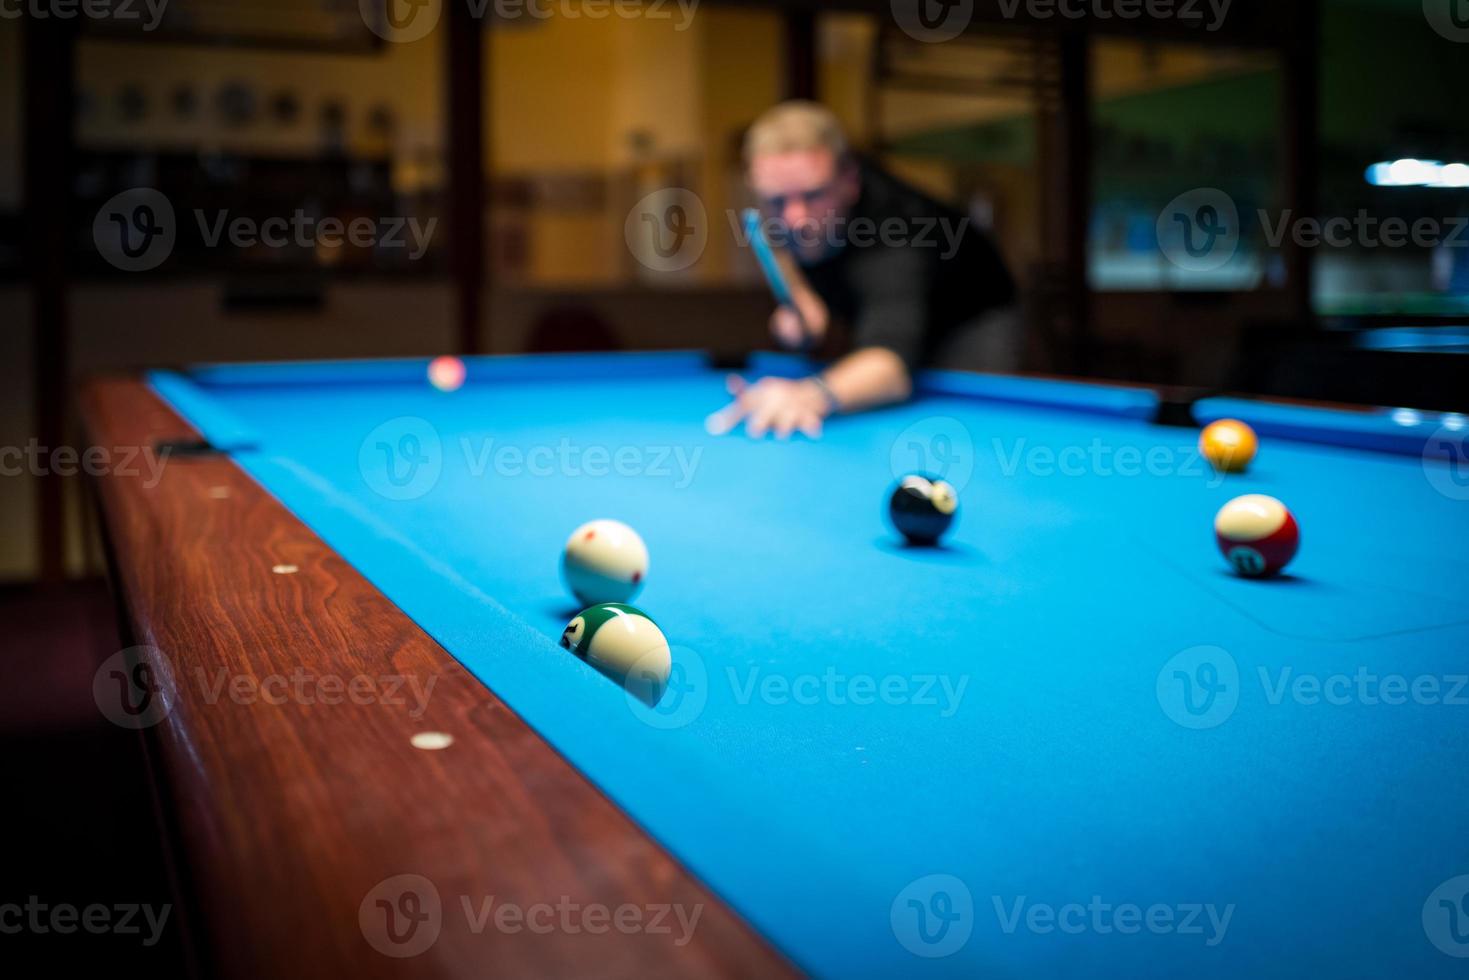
[1214,494,1299,577]
[427,355,466,393]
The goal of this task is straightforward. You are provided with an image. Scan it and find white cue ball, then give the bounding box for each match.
[561,519,648,605]
[559,603,671,702]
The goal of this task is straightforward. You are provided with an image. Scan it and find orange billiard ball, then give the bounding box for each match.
[1199,419,1257,473]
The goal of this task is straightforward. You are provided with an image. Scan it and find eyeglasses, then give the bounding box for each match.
[758,177,842,214]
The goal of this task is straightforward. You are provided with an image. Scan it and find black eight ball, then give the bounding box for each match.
[888,474,958,545]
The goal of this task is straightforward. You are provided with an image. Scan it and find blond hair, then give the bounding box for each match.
[743,101,850,166]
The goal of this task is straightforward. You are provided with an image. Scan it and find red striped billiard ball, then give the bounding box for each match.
[1214,494,1299,577]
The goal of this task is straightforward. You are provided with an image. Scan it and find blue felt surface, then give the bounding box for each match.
[151,354,1469,978]
[1195,395,1469,460]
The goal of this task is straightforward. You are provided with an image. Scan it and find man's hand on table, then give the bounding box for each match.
[704,375,833,440]
[705,347,912,440]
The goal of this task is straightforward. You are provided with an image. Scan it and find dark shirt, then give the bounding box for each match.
[800,160,1016,369]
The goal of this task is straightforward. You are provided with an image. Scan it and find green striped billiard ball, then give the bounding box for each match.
[559,603,670,701]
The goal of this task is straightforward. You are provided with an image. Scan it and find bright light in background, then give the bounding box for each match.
[1437,163,1469,188]
[1365,158,1469,187]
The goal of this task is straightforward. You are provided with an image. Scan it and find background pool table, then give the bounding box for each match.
[85,352,1469,978]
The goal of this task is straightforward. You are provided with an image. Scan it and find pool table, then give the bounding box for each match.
[82,352,1469,979]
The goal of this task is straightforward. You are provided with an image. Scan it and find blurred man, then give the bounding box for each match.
[709,100,1019,439]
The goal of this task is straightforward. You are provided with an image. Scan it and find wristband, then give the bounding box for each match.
[806,374,841,415]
